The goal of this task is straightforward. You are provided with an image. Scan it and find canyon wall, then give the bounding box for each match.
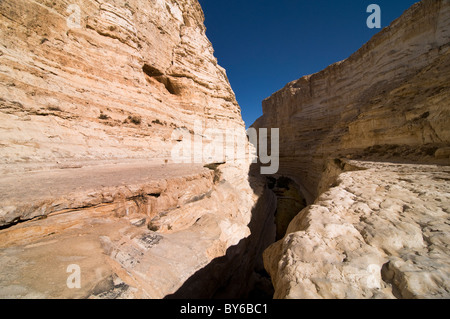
[253,0,450,202]
[0,0,272,298]
[0,0,244,172]
[256,0,450,299]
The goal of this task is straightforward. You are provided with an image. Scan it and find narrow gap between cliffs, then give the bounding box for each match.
[266,176,307,241]
[165,169,309,299]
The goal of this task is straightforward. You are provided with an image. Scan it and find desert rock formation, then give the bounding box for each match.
[255,0,450,299]
[253,0,450,202]
[0,0,272,298]
[0,0,243,174]
[264,160,450,298]
[2,0,449,300]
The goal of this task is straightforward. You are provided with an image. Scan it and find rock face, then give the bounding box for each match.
[256,0,450,299]
[253,0,450,202]
[264,160,450,299]
[0,0,273,298]
[0,0,244,172]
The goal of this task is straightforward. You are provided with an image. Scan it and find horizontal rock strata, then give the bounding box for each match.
[0,162,265,298]
[0,162,213,227]
[253,0,450,202]
[0,0,247,180]
[256,0,450,299]
[0,0,271,298]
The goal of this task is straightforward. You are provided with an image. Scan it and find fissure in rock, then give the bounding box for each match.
[267,176,307,240]
[165,173,309,299]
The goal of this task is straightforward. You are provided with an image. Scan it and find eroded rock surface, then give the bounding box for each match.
[253,0,450,202]
[0,0,272,299]
[0,162,213,227]
[0,162,270,299]
[257,0,450,299]
[264,161,450,299]
[0,0,244,172]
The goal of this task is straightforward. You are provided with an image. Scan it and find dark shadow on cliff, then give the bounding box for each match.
[164,163,276,299]
[345,144,450,166]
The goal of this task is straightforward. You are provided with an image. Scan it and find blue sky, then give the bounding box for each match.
[198,0,419,127]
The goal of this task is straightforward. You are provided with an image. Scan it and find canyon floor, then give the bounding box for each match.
[0,161,204,206]
[1,157,449,299]
[264,159,450,299]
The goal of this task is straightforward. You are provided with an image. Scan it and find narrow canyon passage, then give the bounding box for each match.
[266,176,307,241]
[165,168,310,299]
[164,166,279,299]
[0,161,293,299]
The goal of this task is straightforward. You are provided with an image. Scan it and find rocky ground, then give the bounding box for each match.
[264,160,450,299]
[1,0,449,300]
[0,161,211,226]
[0,160,270,299]
[0,0,271,299]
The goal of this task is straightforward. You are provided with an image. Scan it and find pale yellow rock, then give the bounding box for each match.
[258,0,450,299]
[0,0,245,170]
[0,0,270,299]
[253,0,450,201]
[264,161,450,299]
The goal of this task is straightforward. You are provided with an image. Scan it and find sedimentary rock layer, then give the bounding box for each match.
[253,0,450,201]
[0,0,245,171]
[264,160,450,299]
[0,161,268,298]
[0,0,271,298]
[257,0,450,299]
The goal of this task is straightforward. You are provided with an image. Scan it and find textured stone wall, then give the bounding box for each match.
[256,0,450,299]
[0,0,246,168]
[253,0,450,201]
[0,0,272,299]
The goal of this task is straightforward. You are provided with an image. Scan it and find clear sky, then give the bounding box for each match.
[198,0,419,127]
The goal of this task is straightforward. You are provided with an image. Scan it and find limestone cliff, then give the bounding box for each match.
[256,0,450,299]
[0,0,272,298]
[253,0,450,202]
[0,0,243,172]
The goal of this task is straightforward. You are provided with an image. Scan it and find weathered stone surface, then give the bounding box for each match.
[0,0,271,299]
[0,0,245,171]
[0,162,214,227]
[258,0,450,299]
[0,162,269,299]
[253,0,450,201]
[264,160,450,299]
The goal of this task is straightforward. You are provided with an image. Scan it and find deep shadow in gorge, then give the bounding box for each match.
[266,176,307,241]
[164,163,278,299]
[164,162,312,299]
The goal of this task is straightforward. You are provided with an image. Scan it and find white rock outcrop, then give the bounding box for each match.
[256,0,450,299]
[264,161,450,298]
